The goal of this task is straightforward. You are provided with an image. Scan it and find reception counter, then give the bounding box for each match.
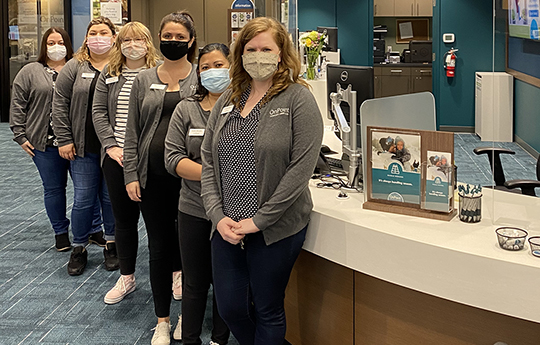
[284,185,540,344]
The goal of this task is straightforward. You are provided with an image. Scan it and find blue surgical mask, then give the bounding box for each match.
[200,68,231,94]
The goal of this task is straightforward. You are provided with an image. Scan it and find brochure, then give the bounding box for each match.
[424,151,452,212]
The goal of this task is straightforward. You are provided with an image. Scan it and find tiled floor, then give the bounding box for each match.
[0,122,537,345]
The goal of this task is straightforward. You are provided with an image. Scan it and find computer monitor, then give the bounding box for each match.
[326,64,374,124]
[317,26,338,52]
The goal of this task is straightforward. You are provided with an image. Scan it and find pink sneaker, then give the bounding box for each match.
[104,275,136,304]
[172,271,182,300]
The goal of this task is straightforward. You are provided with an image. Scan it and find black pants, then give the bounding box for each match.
[140,172,182,318]
[102,156,140,275]
[178,211,230,345]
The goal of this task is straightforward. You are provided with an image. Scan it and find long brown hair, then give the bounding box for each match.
[37,27,73,65]
[159,11,197,63]
[74,16,116,62]
[229,17,307,109]
[107,22,159,77]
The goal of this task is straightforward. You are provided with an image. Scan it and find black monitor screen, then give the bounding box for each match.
[326,64,374,124]
[317,26,338,52]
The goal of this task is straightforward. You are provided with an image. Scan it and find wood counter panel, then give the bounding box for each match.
[285,250,354,345]
[355,271,540,345]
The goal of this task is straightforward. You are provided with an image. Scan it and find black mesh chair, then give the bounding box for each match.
[473,147,540,196]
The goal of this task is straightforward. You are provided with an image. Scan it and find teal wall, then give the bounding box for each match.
[514,81,540,153]
[298,0,373,66]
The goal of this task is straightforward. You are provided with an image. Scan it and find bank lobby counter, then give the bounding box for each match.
[284,185,540,345]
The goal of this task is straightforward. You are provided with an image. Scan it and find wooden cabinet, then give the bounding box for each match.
[379,0,432,17]
[374,0,395,16]
[374,66,432,98]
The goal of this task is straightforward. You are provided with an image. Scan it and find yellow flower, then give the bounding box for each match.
[308,31,318,41]
[306,38,312,47]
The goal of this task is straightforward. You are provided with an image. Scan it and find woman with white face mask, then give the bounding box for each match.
[200,17,323,344]
[165,43,232,345]
[52,16,118,277]
[92,22,159,305]
[10,27,74,252]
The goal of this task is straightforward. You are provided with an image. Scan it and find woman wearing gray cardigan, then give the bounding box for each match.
[52,17,117,276]
[200,18,323,344]
[10,27,73,252]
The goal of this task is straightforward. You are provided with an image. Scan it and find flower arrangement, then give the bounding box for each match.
[300,30,327,80]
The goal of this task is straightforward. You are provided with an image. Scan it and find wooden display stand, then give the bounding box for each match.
[363,126,456,221]
[227,9,254,45]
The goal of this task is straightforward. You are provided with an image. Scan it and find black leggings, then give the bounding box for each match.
[178,211,229,345]
[102,156,140,275]
[140,171,182,318]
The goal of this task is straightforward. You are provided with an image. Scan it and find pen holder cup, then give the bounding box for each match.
[458,193,482,223]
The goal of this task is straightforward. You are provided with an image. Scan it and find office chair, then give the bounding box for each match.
[473,147,540,196]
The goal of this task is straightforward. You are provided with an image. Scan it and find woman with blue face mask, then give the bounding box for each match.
[165,43,231,345]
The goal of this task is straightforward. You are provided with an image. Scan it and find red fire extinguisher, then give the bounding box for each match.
[444,48,458,78]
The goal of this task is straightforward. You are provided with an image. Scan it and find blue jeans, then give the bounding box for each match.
[70,152,115,246]
[211,225,307,345]
[32,146,70,235]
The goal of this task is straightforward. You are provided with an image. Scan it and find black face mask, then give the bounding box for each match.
[160,40,190,61]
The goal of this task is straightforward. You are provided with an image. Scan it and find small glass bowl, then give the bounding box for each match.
[495,227,528,251]
[528,236,540,257]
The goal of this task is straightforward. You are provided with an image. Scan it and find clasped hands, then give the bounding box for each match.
[217,217,260,245]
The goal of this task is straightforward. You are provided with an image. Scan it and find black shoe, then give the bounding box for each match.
[103,242,120,271]
[55,233,71,252]
[89,231,106,247]
[67,246,87,276]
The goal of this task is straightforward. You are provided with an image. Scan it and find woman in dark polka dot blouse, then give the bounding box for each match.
[200,17,323,345]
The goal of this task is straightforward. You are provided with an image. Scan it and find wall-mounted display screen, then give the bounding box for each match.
[508,0,540,39]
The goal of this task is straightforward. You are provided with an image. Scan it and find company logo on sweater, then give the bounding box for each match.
[269,108,290,117]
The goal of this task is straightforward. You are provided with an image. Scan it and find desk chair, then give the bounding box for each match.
[473,147,540,196]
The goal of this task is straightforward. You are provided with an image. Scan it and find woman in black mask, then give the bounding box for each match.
[123,11,198,345]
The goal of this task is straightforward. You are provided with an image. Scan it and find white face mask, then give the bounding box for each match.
[121,41,148,61]
[87,36,113,55]
[47,44,67,62]
[242,51,279,81]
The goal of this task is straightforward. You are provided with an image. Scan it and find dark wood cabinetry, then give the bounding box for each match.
[374,65,432,98]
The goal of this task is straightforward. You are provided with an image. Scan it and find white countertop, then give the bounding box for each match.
[305,184,540,323]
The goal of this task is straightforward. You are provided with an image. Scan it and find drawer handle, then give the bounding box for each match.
[391,70,403,73]
[420,70,431,73]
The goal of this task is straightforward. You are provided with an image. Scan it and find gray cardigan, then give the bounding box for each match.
[92,68,127,166]
[123,66,198,188]
[10,62,56,152]
[52,58,97,157]
[200,83,324,245]
[165,98,209,220]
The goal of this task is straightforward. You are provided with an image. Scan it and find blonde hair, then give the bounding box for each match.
[107,22,159,77]
[229,17,307,109]
[74,16,117,62]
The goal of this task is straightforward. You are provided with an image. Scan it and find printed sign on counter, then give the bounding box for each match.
[424,150,452,212]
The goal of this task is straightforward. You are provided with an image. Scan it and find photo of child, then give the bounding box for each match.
[371,131,421,172]
[427,150,452,182]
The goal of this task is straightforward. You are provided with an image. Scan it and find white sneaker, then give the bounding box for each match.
[209,341,221,345]
[173,315,182,341]
[104,275,136,304]
[151,321,171,345]
[172,271,182,300]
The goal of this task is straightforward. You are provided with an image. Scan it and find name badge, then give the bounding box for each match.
[221,105,234,114]
[82,72,95,79]
[188,128,205,137]
[150,84,167,90]
[106,76,119,84]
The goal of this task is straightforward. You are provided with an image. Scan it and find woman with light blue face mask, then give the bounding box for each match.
[164,43,231,345]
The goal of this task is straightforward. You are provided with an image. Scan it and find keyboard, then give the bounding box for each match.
[326,157,344,170]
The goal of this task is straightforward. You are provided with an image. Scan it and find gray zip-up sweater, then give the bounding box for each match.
[123,66,198,188]
[10,62,56,152]
[92,68,127,166]
[165,98,209,220]
[52,58,97,156]
[201,83,324,245]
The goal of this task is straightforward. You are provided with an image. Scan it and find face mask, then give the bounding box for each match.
[160,40,189,61]
[242,52,279,81]
[121,41,147,61]
[47,44,67,62]
[87,36,113,55]
[200,68,231,94]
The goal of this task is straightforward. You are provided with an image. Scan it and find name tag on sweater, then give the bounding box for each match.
[82,73,95,79]
[150,84,167,90]
[106,76,119,84]
[189,128,205,137]
[221,105,234,114]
